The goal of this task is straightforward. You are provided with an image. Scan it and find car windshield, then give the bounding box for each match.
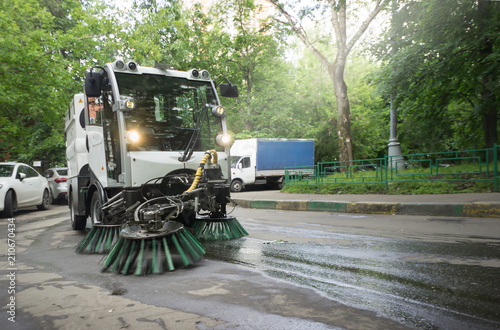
[0,165,14,177]
[230,156,241,168]
[56,169,68,176]
[116,72,223,152]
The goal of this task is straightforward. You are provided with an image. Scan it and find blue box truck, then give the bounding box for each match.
[229,138,314,192]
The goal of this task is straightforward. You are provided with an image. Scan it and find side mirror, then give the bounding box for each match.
[237,163,242,169]
[18,173,26,181]
[85,71,102,97]
[219,83,239,98]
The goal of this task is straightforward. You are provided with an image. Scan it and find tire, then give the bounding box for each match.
[90,191,103,225]
[49,189,55,204]
[0,190,15,218]
[230,180,243,193]
[276,181,284,190]
[37,189,50,210]
[70,194,86,230]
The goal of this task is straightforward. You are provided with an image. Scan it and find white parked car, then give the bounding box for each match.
[0,162,51,218]
[42,167,68,204]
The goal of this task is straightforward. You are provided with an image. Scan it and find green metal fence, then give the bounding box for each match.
[285,144,499,192]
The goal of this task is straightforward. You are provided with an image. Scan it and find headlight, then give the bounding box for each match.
[127,61,137,71]
[215,133,231,147]
[211,105,226,118]
[126,130,140,144]
[114,60,125,70]
[125,100,135,110]
[201,70,210,79]
[120,97,136,111]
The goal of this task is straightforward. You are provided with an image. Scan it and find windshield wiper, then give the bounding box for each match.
[178,86,208,162]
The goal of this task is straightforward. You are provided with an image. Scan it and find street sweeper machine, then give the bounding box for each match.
[64,60,246,275]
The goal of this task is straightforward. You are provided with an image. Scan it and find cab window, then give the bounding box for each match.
[87,96,103,125]
[241,157,251,168]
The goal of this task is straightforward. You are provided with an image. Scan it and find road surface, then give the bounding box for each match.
[1,205,499,329]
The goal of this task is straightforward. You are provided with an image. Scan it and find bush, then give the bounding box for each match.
[283,181,495,195]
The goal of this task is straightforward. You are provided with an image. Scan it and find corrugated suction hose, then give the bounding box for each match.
[184,149,218,193]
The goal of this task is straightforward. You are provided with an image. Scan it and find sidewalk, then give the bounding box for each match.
[231,191,500,218]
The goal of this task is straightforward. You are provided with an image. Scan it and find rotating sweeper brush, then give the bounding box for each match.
[185,151,248,240]
[193,215,248,240]
[74,224,121,254]
[101,195,206,275]
[74,191,136,254]
[77,150,247,275]
[102,216,204,275]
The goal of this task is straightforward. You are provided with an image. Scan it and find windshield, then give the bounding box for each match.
[230,156,241,168]
[116,72,223,152]
[0,165,14,177]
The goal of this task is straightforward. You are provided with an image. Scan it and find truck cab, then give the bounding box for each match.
[230,155,256,192]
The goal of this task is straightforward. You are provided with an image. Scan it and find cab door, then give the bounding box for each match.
[86,78,122,187]
[235,156,256,185]
[86,96,108,186]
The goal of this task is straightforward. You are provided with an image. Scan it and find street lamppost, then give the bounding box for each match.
[388,0,404,169]
[388,93,404,168]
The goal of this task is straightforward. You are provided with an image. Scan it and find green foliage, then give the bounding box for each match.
[123,0,186,67]
[372,0,500,153]
[0,0,122,164]
[284,183,387,195]
[347,57,388,159]
[284,162,498,195]
[285,180,494,195]
[208,0,293,134]
[387,180,495,195]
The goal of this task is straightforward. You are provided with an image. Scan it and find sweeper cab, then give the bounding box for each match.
[65,60,246,275]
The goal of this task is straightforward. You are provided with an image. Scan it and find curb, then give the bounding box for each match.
[232,199,500,218]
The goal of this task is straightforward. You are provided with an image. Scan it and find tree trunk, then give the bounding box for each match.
[244,69,253,131]
[244,119,253,131]
[483,105,498,149]
[330,55,353,162]
[268,0,387,162]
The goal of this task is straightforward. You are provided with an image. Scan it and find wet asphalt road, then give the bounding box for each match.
[1,204,499,329]
[219,208,500,329]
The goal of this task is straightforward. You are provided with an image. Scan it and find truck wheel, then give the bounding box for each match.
[90,191,103,225]
[70,195,86,230]
[0,190,16,218]
[37,189,50,210]
[230,180,243,193]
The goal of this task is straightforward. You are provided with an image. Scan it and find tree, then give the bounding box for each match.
[207,0,291,134]
[268,0,390,162]
[0,0,123,164]
[373,0,499,154]
[120,0,186,67]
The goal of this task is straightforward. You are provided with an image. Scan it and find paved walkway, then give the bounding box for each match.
[231,191,500,218]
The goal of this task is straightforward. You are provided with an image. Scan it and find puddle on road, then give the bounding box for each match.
[203,234,500,330]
